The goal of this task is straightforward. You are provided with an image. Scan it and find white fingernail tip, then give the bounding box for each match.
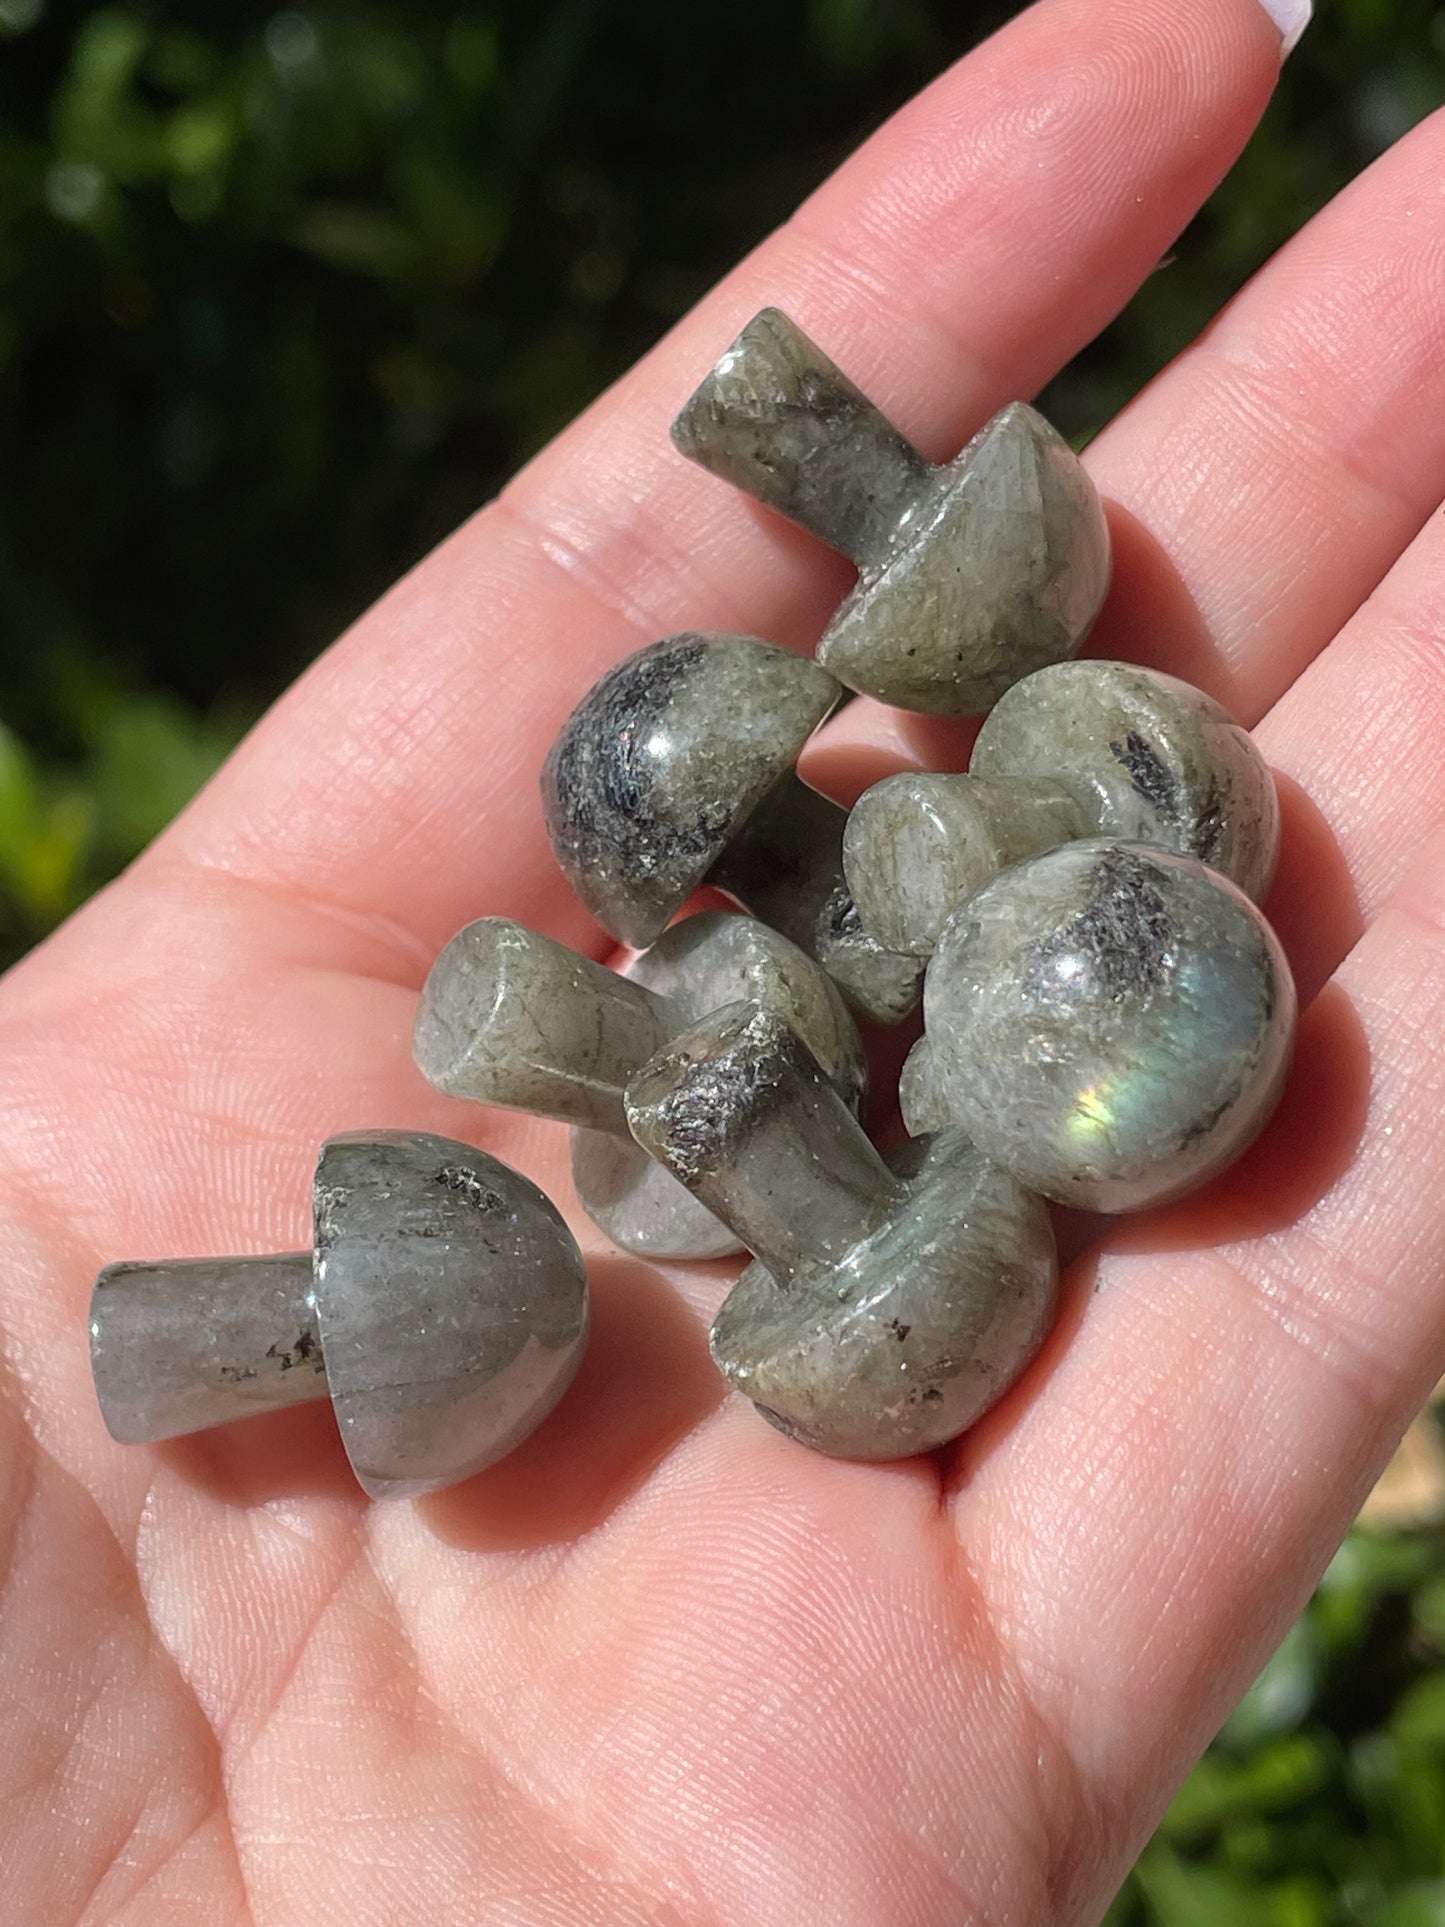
[1257,0,1312,57]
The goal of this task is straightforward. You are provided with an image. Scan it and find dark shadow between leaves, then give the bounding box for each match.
[420,1251,726,1554]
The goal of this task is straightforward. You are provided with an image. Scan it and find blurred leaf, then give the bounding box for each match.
[1380,1884,1445,1927]
[87,693,237,861]
[1132,1846,1330,1927]
[1393,1674,1445,1749]
[1161,1736,1333,1847]
[1224,1620,1322,1749]
[0,721,91,925]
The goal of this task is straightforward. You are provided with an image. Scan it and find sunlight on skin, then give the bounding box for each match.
[11,0,1445,1920]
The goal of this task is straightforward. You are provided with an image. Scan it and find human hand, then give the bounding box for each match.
[4,0,1443,1919]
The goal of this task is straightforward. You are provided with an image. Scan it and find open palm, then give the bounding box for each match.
[6,1,1445,1919]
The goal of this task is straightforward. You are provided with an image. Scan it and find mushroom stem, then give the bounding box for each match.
[625,1001,904,1286]
[672,307,939,572]
[91,1252,326,1444]
[844,771,1092,957]
[413,919,678,1133]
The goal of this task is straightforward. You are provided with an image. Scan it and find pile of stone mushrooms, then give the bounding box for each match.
[90,308,1295,1495]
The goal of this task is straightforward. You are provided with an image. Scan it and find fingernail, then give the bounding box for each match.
[1256,0,1311,57]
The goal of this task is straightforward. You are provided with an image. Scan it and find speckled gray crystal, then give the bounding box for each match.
[90,1130,589,1498]
[580,911,866,1258]
[540,631,921,1024]
[673,307,1111,714]
[847,771,1082,959]
[90,1251,328,1443]
[540,631,839,951]
[625,1001,1057,1459]
[846,661,1280,956]
[414,911,867,1259]
[975,658,1278,895]
[924,842,1296,1212]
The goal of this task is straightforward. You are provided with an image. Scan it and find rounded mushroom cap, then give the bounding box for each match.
[709,1127,1057,1460]
[972,659,1279,901]
[924,841,1296,1212]
[817,403,1111,715]
[541,633,840,949]
[571,911,867,1260]
[312,1131,588,1497]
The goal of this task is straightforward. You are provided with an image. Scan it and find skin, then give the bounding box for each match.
[4,0,1445,1920]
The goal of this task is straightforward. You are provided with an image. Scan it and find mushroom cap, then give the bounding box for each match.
[972,659,1279,901]
[572,910,867,1260]
[924,841,1296,1211]
[313,1131,588,1497]
[810,881,927,1024]
[817,403,1111,715]
[709,1127,1057,1460]
[541,633,840,949]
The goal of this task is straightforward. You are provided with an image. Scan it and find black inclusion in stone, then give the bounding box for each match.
[1110,728,1232,867]
[1111,729,1183,826]
[542,635,720,889]
[434,1166,506,1213]
[820,882,865,944]
[1027,848,1179,1003]
[1189,775,1230,866]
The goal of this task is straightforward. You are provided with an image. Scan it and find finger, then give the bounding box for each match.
[1254,499,1445,990]
[152,0,1283,968]
[948,820,1445,1915]
[1083,105,1445,721]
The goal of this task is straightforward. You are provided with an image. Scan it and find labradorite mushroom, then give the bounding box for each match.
[924,841,1296,1212]
[625,1001,1057,1459]
[414,911,866,1259]
[90,1131,590,1497]
[673,307,1111,715]
[845,660,1280,958]
[541,631,922,1023]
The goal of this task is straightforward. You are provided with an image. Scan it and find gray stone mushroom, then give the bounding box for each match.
[845,660,1280,957]
[898,1033,952,1140]
[623,1001,1057,1460]
[90,1131,589,1498]
[540,630,922,1023]
[672,307,1111,715]
[923,841,1297,1212]
[413,910,867,1260]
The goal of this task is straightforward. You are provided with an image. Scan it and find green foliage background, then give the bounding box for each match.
[3,0,1445,1916]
